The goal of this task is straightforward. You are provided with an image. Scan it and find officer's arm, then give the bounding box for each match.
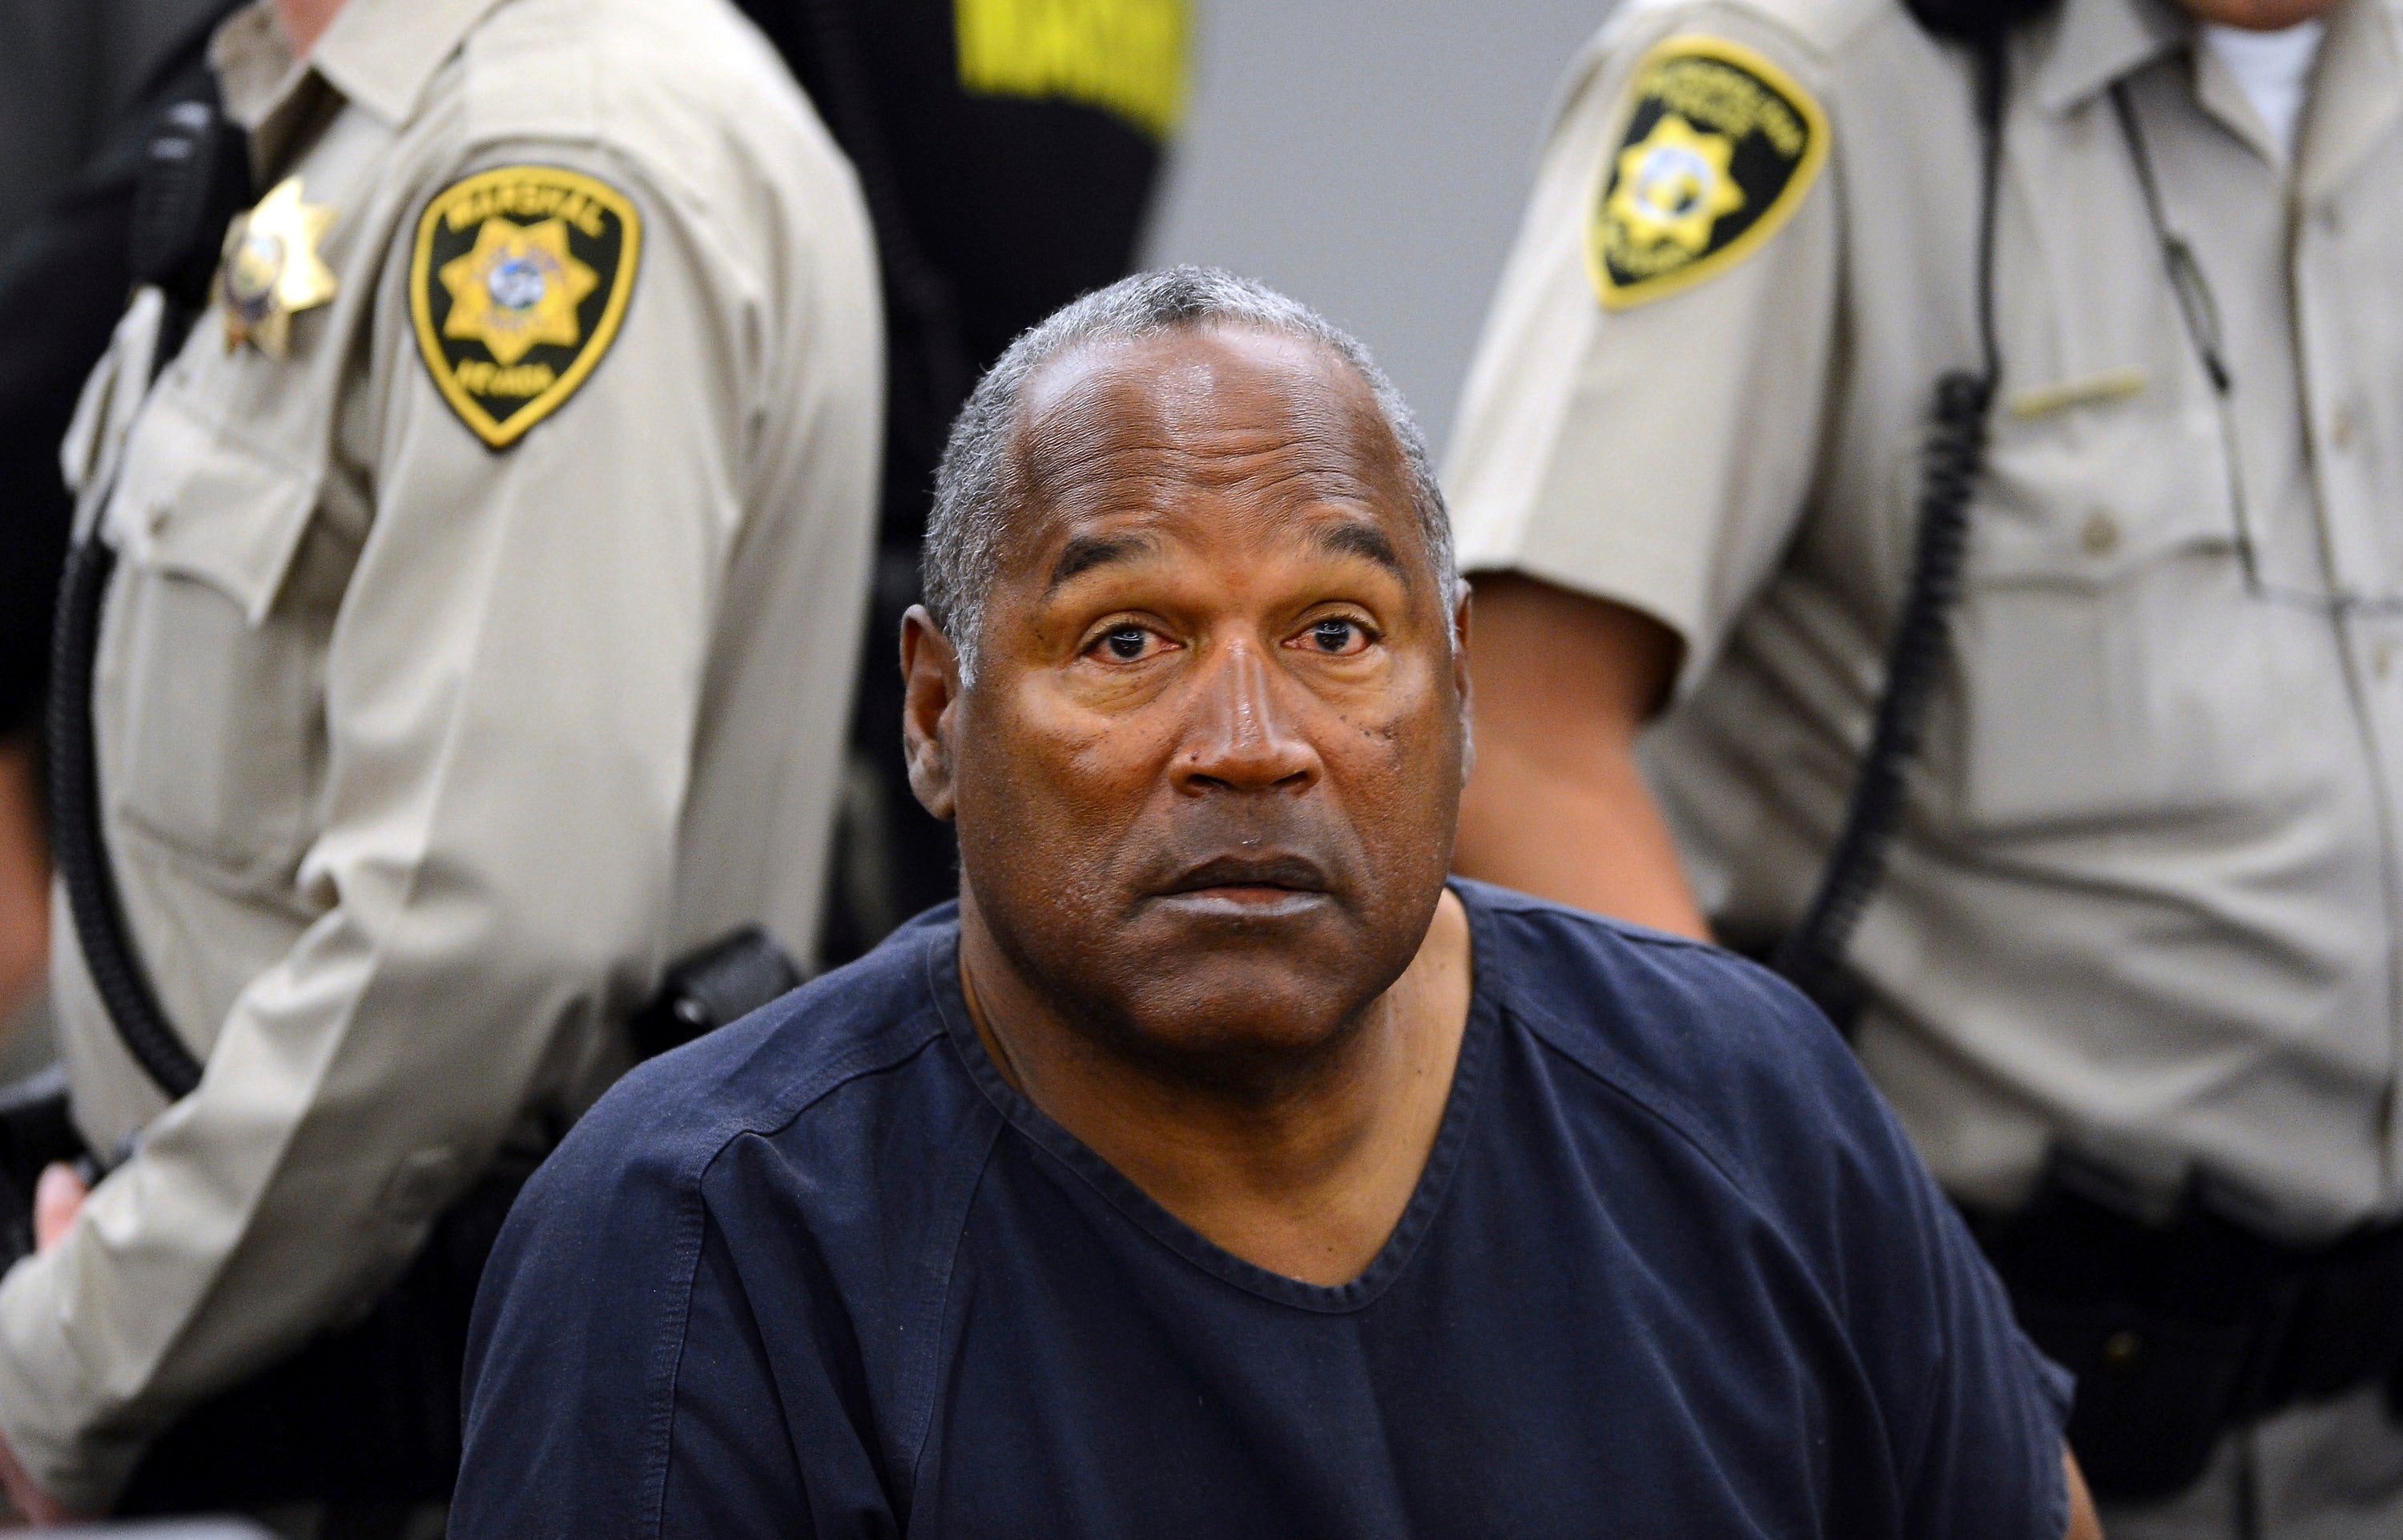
[1456,574,1706,936]
[0,140,876,1511]
[1443,11,1842,935]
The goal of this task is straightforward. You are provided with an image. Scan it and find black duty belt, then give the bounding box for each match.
[1968,1168,2403,1505]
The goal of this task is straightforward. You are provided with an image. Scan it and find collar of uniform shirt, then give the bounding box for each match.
[308,0,512,125]
[209,2,308,131]
[2029,0,2188,115]
[214,0,511,131]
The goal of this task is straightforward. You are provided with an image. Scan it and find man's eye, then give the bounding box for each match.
[1300,618,1370,655]
[1099,625,1157,661]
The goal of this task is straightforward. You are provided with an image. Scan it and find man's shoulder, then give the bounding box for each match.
[1465,878,1801,1016]
[529,910,976,1225]
[1463,883,1900,1208]
[462,912,992,1531]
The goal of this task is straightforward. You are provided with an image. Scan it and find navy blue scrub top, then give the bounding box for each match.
[456,882,2071,1539]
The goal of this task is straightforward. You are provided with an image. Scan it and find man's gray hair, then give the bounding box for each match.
[924,266,1458,683]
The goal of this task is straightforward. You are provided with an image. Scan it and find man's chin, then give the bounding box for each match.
[1119,887,1371,972]
[1079,920,1395,1061]
[1110,997,1365,1074]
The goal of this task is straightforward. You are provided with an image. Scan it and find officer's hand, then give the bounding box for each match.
[0,1421,82,1526]
[32,1163,87,1254]
[0,1169,99,1524]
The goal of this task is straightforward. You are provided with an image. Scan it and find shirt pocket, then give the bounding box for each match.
[98,388,328,883]
[1946,392,2286,834]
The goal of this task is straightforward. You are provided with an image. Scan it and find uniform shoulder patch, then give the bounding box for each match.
[1587,36,1829,311]
[409,166,642,449]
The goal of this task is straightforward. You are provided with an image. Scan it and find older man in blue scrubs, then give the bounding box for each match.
[452,267,2097,1540]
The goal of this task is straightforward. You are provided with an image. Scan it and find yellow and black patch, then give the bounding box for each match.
[1587,37,1827,310]
[409,166,641,449]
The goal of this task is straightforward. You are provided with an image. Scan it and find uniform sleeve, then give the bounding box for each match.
[1442,9,1844,698]
[0,137,878,1509]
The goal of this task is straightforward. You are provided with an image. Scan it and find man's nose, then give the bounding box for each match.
[1172,641,1319,795]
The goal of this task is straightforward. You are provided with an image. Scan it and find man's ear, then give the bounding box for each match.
[1452,586,1475,781]
[900,605,964,822]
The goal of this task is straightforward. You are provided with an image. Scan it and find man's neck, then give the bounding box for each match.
[958,889,1474,1288]
[272,0,347,56]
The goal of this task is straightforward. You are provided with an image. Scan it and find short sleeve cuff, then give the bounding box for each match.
[0,1250,150,1514]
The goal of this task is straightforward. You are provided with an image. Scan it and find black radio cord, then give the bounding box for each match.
[1772,34,2008,1025]
[50,533,204,1100]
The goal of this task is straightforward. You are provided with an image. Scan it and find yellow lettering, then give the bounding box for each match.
[955,0,1191,139]
[453,358,557,396]
[553,191,605,238]
[1648,58,1805,158]
[441,176,615,241]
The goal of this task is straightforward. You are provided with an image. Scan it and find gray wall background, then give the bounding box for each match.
[1144,1,1613,451]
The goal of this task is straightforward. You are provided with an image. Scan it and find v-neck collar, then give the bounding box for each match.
[928,885,1501,1315]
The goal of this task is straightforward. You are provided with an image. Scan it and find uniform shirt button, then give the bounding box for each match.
[2374,641,2397,681]
[2081,511,2121,557]
[2318,202,2341,235]
[145,501,170,534]
[2333,404,2360,452]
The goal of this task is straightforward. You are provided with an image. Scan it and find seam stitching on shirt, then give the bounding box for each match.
[640,935,956,1530]
[1488,923,1846,1318]
[1498,919,2016,1503]
[900,1111,1010,1514]
[642,1156,710,1539]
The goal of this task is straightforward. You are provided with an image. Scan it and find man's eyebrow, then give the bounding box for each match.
[1047,531,1161,591]
[1314,519,1407,578]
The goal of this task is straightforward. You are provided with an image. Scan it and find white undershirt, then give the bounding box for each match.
[2203,18,2326,161]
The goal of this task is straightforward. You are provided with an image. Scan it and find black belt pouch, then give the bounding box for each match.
[1974,1178,2402,1506]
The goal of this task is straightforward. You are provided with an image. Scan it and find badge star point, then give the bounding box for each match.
[219,175,339,358]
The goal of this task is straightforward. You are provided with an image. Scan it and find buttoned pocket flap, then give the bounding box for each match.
[107,390,322,626]
[1966,395,2235,587]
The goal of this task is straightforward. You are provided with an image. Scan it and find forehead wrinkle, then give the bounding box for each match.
[997,324,1426,595]
[1024,324,1398,476]
[1020,398,1396,517]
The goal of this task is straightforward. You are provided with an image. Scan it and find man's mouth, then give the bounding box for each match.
[1155,854,1332,913]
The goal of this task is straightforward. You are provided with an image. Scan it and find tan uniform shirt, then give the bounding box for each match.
[1450,0,2403,1240]
[0,0,882,1506]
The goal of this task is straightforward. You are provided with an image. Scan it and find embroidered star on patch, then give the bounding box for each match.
[409,166,641,449]
[1588,38,1828,310]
